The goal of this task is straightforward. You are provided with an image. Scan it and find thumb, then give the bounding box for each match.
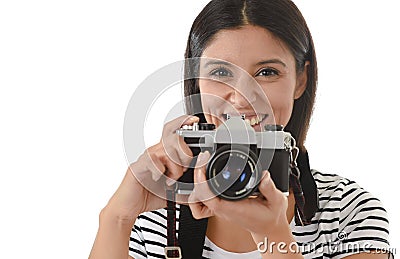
[194,151,210,184]
[258,170,281,202]
[192,151,215,202]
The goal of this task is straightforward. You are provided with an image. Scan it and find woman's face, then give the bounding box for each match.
[199,25,308,131]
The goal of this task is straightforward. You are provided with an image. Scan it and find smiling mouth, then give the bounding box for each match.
[222,113,268,126]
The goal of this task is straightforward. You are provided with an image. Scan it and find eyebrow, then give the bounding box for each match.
[256,59,287,67]
[203,60,234,68]
[202,59,287,68]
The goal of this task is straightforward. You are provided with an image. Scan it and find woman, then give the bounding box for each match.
[89,0,392,258]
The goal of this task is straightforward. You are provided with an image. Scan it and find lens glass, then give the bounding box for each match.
[207,147,258,200]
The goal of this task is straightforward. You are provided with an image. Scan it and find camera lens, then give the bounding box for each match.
[206,145,260,200]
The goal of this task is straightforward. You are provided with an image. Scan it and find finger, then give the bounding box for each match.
[162,157,184,185]
[194,150,210,169]
[258,170,284,204]
[147,153,166,181]
[146,149,184,185]
[130,152,165,182]
[162,135,193,171]
[193,151,212,199]
[188,168,215,219]
[189,201,215,219]
[162,115,199,137]
[192,151,222,210]
[176,136,194,170]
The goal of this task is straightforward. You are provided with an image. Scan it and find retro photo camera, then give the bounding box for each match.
[176,115,295,200]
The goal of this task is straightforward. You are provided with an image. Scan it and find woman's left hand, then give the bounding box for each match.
[188,151,291,240]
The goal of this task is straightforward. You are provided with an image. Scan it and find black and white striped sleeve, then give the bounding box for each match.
[129,218,148,259]
[332,180,392,258]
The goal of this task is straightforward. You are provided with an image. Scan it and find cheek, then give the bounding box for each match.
[199,79,232,98]
[269,97,294,126]
[199,79,230,123]
[262,83,295,126]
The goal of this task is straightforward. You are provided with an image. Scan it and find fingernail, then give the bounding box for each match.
[197,152,204,164]
[166,178,176,186]
[152,172,162,182]
[197,151,209,164]
[263,170,271,184]
[187,116,198,122]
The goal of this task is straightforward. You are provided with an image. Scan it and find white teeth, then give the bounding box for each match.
[235,114,267,127]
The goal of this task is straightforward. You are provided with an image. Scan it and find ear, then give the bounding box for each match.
[294,61,310,100]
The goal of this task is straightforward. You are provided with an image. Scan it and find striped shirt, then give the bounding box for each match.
[129,170,392,258]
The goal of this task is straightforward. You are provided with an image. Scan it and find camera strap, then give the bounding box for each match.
[289,148,311,226]
[165,186,181,259]
[290,166,309,226]
[165,185,208,259]
[179,205,208,259]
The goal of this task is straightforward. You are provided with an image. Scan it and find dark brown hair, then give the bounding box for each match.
[184,0,317,150]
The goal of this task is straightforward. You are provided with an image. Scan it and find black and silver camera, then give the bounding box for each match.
[176,115,295,200]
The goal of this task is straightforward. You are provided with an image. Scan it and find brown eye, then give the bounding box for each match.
[210,67,233,77]
[256,68,279,77]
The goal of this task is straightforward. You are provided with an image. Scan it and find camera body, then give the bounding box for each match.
[176,116,293,200]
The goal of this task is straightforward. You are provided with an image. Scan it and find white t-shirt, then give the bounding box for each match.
[203,236,261,258]
[129,171,392,258]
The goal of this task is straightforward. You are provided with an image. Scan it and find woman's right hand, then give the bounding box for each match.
[102,115,199,222]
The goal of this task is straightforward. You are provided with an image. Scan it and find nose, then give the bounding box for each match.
[227,80,257,108]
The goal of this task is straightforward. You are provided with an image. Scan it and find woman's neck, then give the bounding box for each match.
[205,192,295,253]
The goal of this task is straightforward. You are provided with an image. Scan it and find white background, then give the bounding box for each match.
[0,0,398,258]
